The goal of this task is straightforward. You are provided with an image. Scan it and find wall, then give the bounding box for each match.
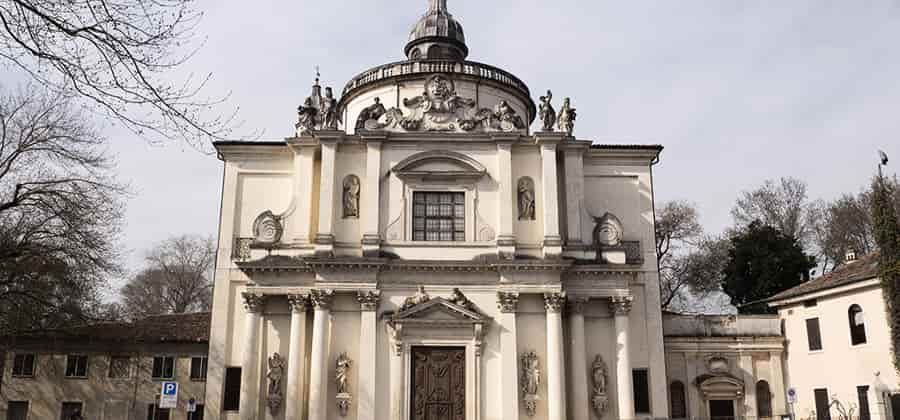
[779,283,900,420]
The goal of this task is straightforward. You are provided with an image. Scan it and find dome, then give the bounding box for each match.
[405,0,468,61]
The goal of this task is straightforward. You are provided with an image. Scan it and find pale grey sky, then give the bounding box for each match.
[92,0,900,289]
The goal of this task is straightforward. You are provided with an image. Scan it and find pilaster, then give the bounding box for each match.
[544,292,567,420]
[567,296,590,420]
[308,289,334,420]
[357,291,381,420]
[315,132,342,255]
[770,351,787,416]
[497,292,520,420]
[740,353,757,418]
[287,139,318,245]
[361,135,385,257]
[535,132,565,258]
[561,142,588,247]
[285,295,309,420]
[239,293,266,420]
[495,140,516,258]
[610,296,634,420]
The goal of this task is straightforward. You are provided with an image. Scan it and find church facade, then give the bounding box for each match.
[204,1,667,419]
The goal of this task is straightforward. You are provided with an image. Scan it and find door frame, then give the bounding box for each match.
[401,339,481,420]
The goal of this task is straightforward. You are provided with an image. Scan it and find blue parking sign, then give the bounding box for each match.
[160,381,179,408]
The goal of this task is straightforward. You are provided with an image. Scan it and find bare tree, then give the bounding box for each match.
[0,85,124,333]
[655,201,726,310]
[121,235,214,319]
[0,0,238,148]
[732,177,815,246]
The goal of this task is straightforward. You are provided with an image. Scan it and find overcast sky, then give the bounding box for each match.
[88,0,900,289]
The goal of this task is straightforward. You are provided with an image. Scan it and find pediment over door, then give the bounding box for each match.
[387,294,491,356]
[391,150,488,181]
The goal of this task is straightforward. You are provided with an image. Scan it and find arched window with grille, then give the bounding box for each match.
[849,304,867,345]
[757,380,773,418]
[670,381,687,419]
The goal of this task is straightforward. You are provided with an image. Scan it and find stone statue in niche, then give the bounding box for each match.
[591,355,609,416]
[252,210,283,246]
[320,87,339,130]
[521,350,541,417]
[557,97,577,136]
[342,175,360,219]
[400,285,431,311]
[335,352,353,417]
[267,353,285,414]
[593,212,624,248]
[517,177,535,221]
[356,97,387,129]
[538,90,556,131]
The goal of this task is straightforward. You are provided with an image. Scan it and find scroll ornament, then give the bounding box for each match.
[252,210,283,246]
[521,350,541,417]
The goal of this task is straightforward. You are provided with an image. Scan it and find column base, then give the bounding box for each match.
[543,236,563,259]
[314,234,335,257]
[497,235,516,260]
[362,234,381,257]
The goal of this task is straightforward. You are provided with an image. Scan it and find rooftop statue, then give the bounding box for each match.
[557,97,577,136]
[356,97,387,129]
[538,90,556,131]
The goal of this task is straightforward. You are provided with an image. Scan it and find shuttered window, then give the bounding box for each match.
[857,386,871,420]
[814,388,831,420]
[806,318,823,351]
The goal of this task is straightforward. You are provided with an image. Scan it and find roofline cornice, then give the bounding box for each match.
[767,277,881,308]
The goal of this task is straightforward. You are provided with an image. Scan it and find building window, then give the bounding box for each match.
[757,380,773,418]
[849,304,868,345]
[188,404,205,420]
[109,356,131,378]
[147,404,171,420]
[60,402,84,420]
[190,357,208,381]
[223,367,242,411]
[12,353,35,377]
[670,381,687,418]
[152,356,175,380]
[7,401,29,420]
[804,299,818,307]
[64,355,88,378]
[806,318,823,351]
[857,386,871,420]
[814,388,831,420]
[632,369,651,414]
[412,192,465,241]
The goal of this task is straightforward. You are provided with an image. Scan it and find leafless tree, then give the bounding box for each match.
[655,201,726,311]
[0,0,239,149]
[120,234,215,319]
[731,177,816,246]
[0,85,124,333]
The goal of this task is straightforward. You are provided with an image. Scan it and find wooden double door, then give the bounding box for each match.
[410,346,466,420]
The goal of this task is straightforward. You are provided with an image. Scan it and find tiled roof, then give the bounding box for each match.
[767,253,880,304]
[6,312,210,344]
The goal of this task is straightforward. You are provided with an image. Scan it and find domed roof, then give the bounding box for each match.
[405,0,469,60]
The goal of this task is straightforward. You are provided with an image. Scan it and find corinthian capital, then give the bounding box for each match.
[357,290,382,311]
[242,292,267,313]
[309,289,335,310]
[287,294,310,313]
[496,291,520,313]
[543,292,567,313]
[609,296,633,316]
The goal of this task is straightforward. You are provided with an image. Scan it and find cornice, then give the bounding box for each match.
[214,142,291,161]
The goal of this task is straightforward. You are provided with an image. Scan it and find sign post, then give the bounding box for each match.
[160,381,179,409]
[787,387,798,420]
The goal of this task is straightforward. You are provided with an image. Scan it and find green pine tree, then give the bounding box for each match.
[872,173,900,373]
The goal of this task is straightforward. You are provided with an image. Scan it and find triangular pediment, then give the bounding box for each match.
[393,297,487,324]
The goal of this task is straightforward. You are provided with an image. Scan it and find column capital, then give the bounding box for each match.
[309,289,335,310]
[567,296,589,314]
[609,296,633,316]
[242,292,267,313]
[287,294,310,313]
[496,291,520,313]
[543,292,567,313]
[357,290,382,311]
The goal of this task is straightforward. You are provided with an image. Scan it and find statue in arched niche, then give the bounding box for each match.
[343,175,360,219]
[517,177,535,220]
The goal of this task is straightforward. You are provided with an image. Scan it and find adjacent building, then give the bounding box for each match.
[766,253,900,420]
[0,312,210,420]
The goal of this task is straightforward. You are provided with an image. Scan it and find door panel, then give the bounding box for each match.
[410,347,465,420]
